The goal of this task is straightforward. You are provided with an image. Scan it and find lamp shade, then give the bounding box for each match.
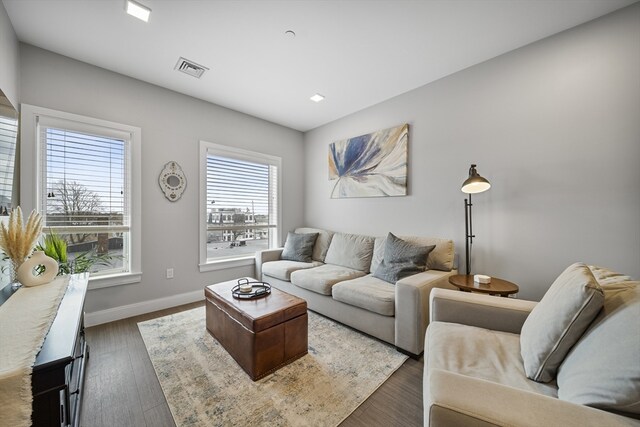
[461,164,491,194]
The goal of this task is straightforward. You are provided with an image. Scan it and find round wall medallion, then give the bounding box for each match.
[159,161,187,202]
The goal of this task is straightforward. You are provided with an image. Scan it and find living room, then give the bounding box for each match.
[0,1,638,426]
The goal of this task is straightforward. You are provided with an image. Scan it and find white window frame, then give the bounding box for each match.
[199,140,282,272]
[20,104,142,289]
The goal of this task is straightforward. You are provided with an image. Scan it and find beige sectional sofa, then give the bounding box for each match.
[424,264,640,426]
[255,227,457,356]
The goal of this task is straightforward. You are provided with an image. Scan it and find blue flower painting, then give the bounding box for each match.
[329,124,408,198]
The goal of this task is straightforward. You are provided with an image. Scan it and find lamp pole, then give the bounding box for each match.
[464,194,474,275]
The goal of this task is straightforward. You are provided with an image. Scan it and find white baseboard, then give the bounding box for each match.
[85,289,204,327]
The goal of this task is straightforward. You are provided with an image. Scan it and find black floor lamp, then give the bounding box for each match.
[461,164,491,275]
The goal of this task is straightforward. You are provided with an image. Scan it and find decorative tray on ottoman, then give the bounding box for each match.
[231,278,272,300]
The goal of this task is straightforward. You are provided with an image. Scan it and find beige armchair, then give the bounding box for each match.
[424,267,640,427]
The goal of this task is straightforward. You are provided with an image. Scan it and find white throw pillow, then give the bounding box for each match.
[520,263,604,383]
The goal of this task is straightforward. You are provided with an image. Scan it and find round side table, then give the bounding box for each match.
[448,274,519,298]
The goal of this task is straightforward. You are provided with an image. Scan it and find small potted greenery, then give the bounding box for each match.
[37,230,117,275]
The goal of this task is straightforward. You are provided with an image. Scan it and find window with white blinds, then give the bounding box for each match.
[200,141,280,265]
[37,116,132,276]
[0,105,18,213]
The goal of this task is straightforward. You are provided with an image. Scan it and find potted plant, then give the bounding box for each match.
[37,230,119,275]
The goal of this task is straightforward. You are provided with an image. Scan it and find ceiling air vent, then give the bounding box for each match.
[174,57,209,78]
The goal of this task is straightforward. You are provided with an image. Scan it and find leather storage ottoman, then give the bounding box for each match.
[205,278,308,381]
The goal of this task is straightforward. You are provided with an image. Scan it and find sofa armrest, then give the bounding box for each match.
[429,288,537,334]
[255,248,283,280]
[394,270,457,355]
[425,369,638,427]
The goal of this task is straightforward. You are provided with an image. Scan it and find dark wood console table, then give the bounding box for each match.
[1,274,89,427]
[33,274,89,427]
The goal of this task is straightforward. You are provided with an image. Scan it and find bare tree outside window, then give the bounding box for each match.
[50,180,102,244]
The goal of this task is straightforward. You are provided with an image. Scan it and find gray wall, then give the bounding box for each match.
[0,1,19,107]
[303,4,640,301]
[19,44,304,313]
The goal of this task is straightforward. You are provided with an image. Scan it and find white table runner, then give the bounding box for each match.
[0,276,70,427]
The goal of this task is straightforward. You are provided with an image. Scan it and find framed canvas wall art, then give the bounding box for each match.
[328,123,408,198]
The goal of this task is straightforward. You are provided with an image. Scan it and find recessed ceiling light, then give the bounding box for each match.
[310,94,325,103]
[285,30,296,38]
[126,0,151,22]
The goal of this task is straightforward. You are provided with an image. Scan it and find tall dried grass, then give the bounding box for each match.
[0,207,43,267]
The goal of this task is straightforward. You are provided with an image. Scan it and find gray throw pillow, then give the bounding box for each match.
[520,263,604,383]
[295,227,334,262]
[280,232,318,263]
[372,232,435,284]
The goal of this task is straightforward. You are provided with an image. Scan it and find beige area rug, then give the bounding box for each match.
[138,308,408,427]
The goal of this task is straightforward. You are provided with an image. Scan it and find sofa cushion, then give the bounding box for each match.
[557,279,640,417]
[290,264,366,295]
[324,232,374,272]
[295,227,334,262]
[371,235,454,273]
[281,231,318,263]
[427,322,558,398]
[520,263,604,383]
[332,275,395,316]
[372,232,435,283]
[262,260,323,281]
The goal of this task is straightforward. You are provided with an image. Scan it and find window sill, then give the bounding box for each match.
[199,256,254,272]
[88,272,142,290]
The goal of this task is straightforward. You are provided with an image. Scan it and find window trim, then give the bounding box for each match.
[20,104,142,288]
[198,140,282,272]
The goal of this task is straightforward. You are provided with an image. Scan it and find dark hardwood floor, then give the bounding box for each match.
[79,301,424,427]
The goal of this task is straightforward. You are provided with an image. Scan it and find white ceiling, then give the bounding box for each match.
[3,0,636,131]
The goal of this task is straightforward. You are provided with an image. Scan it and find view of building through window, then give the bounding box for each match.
[206,154,277,260]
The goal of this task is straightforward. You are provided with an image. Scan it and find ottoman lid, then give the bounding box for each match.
[205,278,307,333]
